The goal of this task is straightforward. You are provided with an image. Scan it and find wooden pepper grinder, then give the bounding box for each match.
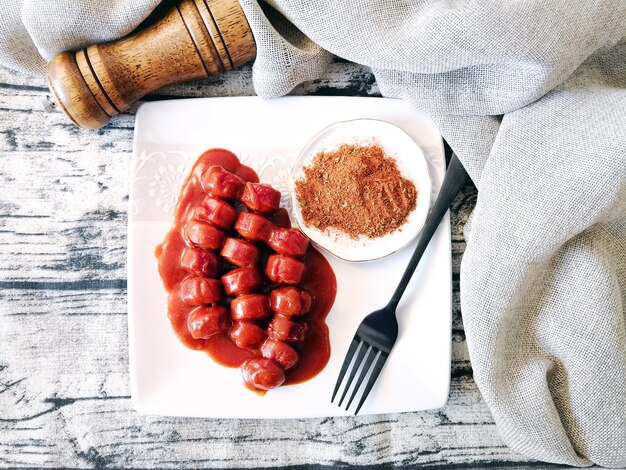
[45,0,256,128]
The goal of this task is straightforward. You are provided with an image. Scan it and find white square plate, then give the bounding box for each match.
[129,96,451,418]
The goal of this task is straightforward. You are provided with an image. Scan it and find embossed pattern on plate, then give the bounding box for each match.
[132,148,295,220]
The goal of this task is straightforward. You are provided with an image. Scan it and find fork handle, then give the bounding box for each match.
[388,152,470,308]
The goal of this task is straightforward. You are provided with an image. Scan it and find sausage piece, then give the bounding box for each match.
[201,165,245,199]
[267,228,309,256]
[187,306,231,339]
[234,212,274,242]
[180,247,220,277]
[240,182,281,213]
[261,338,299,370]
[241,358,285,391]
[220,237,259,267]
[267,315,308,343]
[230,321,266,350]
[231,294,270,321]
[221,266,262,295]
[183,220,226,250]
[265,255,305,284]
[194,196,237,230]
[180,276,223,305]
[269,286,312,316]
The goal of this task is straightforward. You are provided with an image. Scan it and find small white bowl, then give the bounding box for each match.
[289,119,432,262]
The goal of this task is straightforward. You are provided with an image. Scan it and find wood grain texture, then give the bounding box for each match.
[44,0,255,128]
[0,63,580,469]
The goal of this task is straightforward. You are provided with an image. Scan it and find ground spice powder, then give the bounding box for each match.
[295,143,417,239]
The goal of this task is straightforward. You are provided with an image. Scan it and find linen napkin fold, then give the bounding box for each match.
[1,0,625,467]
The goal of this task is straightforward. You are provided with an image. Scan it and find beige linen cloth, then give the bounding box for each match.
[2,0,625,467]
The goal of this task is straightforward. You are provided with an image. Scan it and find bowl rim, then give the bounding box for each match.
[288,118,432,263]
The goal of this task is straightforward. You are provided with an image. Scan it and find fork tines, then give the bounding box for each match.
[331,335,389,415]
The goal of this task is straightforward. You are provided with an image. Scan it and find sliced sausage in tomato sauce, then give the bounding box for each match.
[180,276,223,306]
[157,148,337,393]
[261,338,299,370]
[220,237,259,267]
[241,358,285,391]
[234,212,274,242]
[200,165,245,199]
[240,182,281,213]
[265,255,305,285]
[267,228,309,256]
[269,286,311,316]
[187,306,231,339]
[231,294,270,321]
[222,266,263,295]
[180,247,221,277]
[183,220,226,250]
[194,196,237,230]
[230,321,267,350]
[267,315,308,344]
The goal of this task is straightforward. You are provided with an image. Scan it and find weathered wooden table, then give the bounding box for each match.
[0,61,574,469]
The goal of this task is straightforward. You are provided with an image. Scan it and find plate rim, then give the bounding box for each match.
[128,95,452,418]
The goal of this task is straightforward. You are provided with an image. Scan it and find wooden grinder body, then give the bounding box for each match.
[46,0,256,128]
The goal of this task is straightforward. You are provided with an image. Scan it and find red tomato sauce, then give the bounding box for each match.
[155,148,337,390]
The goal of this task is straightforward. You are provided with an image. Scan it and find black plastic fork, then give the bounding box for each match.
[331,152,470,414]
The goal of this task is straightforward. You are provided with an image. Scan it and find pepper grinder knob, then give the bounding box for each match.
[45,0,256,128]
